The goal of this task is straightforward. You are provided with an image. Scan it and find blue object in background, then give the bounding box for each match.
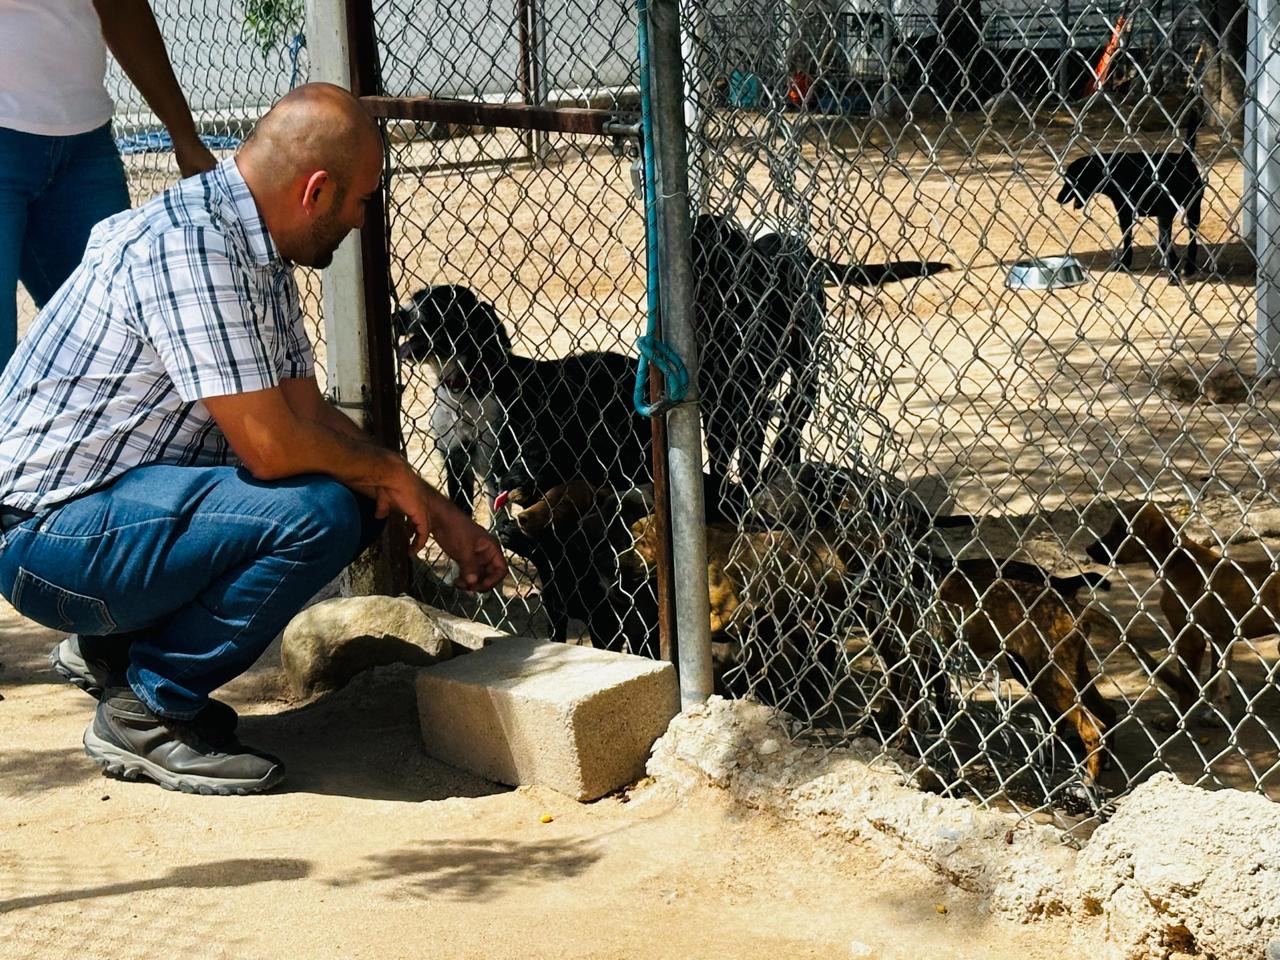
[728,70,763,108]
[115,131,242,156]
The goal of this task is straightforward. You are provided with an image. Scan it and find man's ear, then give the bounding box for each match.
[300,170,331,216]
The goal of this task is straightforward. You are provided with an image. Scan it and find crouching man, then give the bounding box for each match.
[0,83,506,795]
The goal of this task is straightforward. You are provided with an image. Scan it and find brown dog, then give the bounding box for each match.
[933,568,1116,785]
[630,518,1114,783]
[1085,502,1278,723]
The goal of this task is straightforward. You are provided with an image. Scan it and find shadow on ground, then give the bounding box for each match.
[329,836,602,902]
[236,664,509,804]
[0,858,311,914]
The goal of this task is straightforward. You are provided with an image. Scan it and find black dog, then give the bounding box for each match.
[493,478,659,650]
[395,285,652,514]
[1056,109,1204,274]
[691,214,950,519]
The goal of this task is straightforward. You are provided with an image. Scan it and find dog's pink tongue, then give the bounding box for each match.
[493,491,510,512]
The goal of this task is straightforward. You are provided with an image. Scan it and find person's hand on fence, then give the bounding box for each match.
[173,133,218,178]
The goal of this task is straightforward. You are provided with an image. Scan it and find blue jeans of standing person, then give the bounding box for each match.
[0,123,131,369]
[0,464,383,719]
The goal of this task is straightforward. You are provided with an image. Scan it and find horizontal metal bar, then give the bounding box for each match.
[602,120,643,138]
[390,154,534,178]
[361,95,637,136]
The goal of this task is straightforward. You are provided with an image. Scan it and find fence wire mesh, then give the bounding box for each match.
[375,0,1276,834]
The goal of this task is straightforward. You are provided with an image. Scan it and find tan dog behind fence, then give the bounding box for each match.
[933,570,1116,786]
[1085,502,1280,724]
[631,516,1116,785]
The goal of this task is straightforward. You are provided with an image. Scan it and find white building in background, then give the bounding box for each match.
[106,0,1203,135]
[108,0,639,134]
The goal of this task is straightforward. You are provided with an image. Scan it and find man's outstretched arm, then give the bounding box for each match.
[202,385,506,591]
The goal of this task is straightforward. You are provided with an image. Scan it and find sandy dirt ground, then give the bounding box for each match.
[0,601,1087,960]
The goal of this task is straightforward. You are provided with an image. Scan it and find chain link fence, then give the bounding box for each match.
[683,0,1271,834]
[371,0,1276,835]
[376,0,657,642]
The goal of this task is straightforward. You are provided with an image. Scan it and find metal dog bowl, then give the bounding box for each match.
[1005,255,1087,290]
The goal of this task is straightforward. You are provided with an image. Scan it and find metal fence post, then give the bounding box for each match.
[646,0,714,707]
[306,0,411,595]
[681,0,706,210]
[1246,0,1260,243]
[1257,0,1280,375]
[306,0,370,426]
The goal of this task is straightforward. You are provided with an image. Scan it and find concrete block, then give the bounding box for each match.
[416,637,680,801]
[415,602,512,651]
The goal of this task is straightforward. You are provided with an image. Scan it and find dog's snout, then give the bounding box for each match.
[1055,184,1084,210]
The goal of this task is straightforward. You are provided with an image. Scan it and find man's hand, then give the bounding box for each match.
[94,0,215,179]
[371,465,507,591]
[428,498,508,592]
[368,463,436,553]
[173,133,217,178]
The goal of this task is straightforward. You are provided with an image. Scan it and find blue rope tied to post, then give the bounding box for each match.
[632,0,689,417]
[633,334,689,415]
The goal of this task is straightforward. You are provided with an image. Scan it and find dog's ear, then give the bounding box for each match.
[479,300,513,354]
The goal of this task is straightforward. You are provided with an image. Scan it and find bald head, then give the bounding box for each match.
[242,83,380,189]
[236,83,384,267]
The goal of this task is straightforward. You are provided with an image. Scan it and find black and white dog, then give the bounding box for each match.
[691,213,950,518]
[394,284,652,514]
[1056,109,1204,274]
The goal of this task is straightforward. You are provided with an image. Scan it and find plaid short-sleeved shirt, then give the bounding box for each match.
[0,156,313,514]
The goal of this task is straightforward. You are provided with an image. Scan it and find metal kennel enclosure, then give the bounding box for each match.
[299,0,1280,835]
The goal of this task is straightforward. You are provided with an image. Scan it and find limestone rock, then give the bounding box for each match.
[282,594,452,698]
[1075,772,1280,960]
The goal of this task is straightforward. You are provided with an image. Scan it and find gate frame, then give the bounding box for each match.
[316,0,716,696]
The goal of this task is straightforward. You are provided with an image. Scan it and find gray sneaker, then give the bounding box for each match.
[51,635,239,741]
[82,688,283,796]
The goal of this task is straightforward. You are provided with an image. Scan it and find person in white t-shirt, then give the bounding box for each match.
[0,0,216,368]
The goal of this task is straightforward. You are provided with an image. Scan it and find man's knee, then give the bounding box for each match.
[267,474,364,562]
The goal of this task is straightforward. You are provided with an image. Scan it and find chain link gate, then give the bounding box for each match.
[356,0,1280,835]
[351,0,687,651]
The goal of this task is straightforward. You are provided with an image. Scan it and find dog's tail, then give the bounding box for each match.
[821,259,952,287]
[1123,637,1200,703]
[1082,605,1198,702]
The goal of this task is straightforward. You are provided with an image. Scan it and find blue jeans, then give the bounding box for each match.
[0,123,131,368]
[0,465,383,718]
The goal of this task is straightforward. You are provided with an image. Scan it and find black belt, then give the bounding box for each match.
[0,506,35,533]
